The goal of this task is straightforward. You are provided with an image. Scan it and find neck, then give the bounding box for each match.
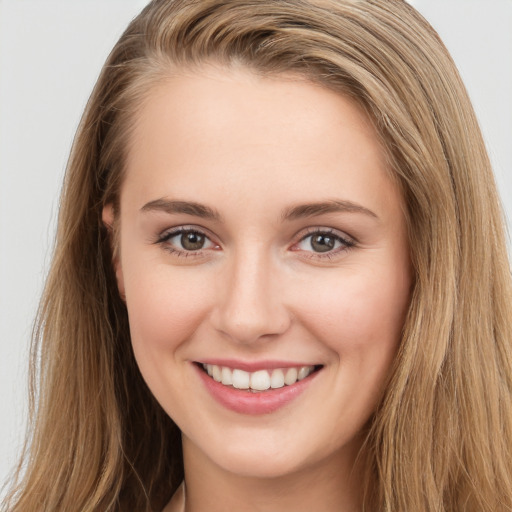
[180,434,366,512]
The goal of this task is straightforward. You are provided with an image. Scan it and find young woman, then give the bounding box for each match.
[3,0,512,511]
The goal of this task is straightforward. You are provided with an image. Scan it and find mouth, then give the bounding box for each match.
[194,360,323,414]
[197,362,322,393]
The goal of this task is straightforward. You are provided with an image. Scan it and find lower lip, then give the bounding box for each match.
[194,364,320,415]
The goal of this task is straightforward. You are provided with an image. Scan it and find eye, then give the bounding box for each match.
[294,229,355,257]
[157,227,217,255]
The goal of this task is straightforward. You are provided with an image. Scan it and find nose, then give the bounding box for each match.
[211,249,291,345]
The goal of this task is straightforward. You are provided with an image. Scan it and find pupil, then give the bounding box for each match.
[311,234,335,253]
[181,232,205,250]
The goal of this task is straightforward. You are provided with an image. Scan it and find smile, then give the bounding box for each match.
[195,361,322,415]
[201,363,317,392]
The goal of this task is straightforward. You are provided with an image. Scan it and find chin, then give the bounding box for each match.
[216,453,305,480]
[195,433,324,480]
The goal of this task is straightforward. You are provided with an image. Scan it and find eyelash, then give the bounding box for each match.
[155,226,356,260]
[292,227,356,260]
[155,227,218,258]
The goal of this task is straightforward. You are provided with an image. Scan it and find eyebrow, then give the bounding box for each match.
[140,198,377,222]
[140,199,222,221]
[281,200,378,221]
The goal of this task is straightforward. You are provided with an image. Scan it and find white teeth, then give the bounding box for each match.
[232,369,250,389]
[202,363,318,391]
[270,369,285,389]
[284,367,298,385]
[212,365,222,382]
[250,370,271,391]
[298,366,313,381]
[221,366,232,385]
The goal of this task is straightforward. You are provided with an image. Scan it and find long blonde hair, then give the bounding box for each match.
[3,1,512,510]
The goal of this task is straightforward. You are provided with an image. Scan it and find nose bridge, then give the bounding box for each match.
[213,244,290,344]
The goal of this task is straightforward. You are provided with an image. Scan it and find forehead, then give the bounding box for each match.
[122,65,400,221]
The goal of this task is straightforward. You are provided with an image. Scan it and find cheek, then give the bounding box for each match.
[122,260,219,413]
[297,262,411,360]
[297,263,410,432]
[122,259,214,356]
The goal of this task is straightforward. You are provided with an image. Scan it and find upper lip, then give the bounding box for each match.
[195,358,321,372]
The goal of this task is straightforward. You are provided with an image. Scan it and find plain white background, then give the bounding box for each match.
[1,0,511,496]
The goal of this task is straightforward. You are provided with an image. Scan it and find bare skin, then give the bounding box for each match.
[104,64,411,512]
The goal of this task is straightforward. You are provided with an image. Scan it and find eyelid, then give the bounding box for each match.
[155,225,220,256]
[154,224,356,260]
[157,224,217,242]
[295,226,356,244]
[290,226,356,258]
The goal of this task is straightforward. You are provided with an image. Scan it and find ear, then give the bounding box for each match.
[102,203,126,301]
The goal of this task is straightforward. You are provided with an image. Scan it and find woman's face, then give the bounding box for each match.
[105,66,412,479]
